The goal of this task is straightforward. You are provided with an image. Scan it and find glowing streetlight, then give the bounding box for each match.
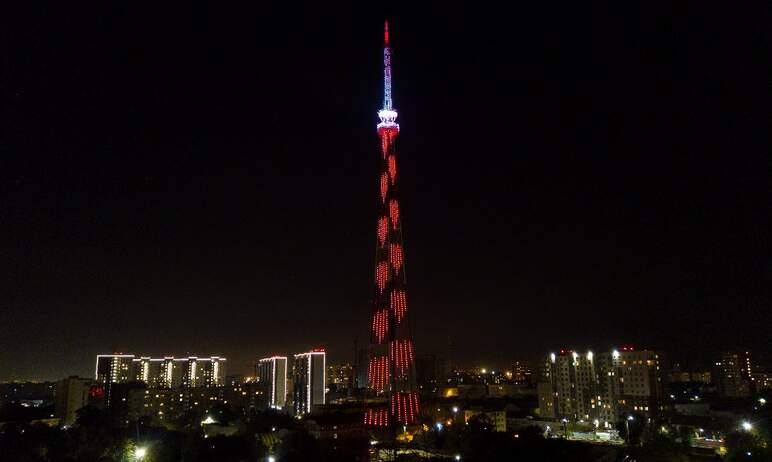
[741,421,753,432]
[268,456,276,462]
[455,455,461,461]
[759,398,766,405]
[135,447,147,460]
[452,406,459,413]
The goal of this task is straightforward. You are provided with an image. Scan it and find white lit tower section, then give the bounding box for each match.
[365,21,420,427]
[293,349,326,416]
[257,356,288,409]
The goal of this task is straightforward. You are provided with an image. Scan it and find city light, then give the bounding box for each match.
[268,456,276,462]
[741,421,753,431]
[759,398,767,405]
[134,447,147,460]
[452,406,459,413]
[455,455,461,461]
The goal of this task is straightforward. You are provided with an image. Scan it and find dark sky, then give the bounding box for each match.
[2,3,771,380]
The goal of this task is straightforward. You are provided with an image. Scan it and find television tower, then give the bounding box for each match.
[365,21,420,428]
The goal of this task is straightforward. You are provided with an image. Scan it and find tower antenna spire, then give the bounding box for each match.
[378,20,397,127]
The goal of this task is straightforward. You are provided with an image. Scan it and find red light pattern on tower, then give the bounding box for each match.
[380,173,389,203]
[377,217,388,246]
[367,20,420,428]
[390,289,407,324]
[390,339,415,378]
[364,408,390,427]
[389,243,403,273]
[376,261,389,292]
[389,199,400,230]
[372,308,389,343]
[391,392,419,425]
[368,355,389,393]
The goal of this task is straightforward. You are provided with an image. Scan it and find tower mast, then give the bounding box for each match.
[366,20,420,430]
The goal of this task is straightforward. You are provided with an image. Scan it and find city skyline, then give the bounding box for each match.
[3,4,771,382]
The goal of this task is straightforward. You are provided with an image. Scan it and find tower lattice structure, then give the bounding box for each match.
[365,21,420,427]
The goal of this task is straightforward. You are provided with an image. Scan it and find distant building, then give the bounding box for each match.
[714,351,753,397]
[511,360,533,385]
[464,409,507,432]
[257,356,288,409]
[293,349,326,416]
[415,354,448,394]
[537,347,665,426]
[95,353,226,409]
[55,376,92,426]
[327,363,354,389]
[754,370,772,391]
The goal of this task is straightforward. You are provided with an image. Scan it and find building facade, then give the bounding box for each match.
[55,376,93,426]
[257,356,288,409]
[714,351,754,397]
[538,347,665,426]
[293,350,326,416]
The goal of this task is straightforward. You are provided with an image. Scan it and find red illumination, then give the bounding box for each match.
[390,339,414,378]
[368,355,389,393]
[389,243,403,273]
[377,217,388,246]
[384,20,389,45]
[389,200,400,229]
[372,308,389,343]
[390,289,407,324]
[391,391,419,424]
[388,155,397,185]
[376,261,390,291]
[380,173,389,202]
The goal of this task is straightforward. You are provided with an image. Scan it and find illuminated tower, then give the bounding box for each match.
[365,21,420,427]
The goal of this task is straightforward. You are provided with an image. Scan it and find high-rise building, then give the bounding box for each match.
[365,20,420,428]
[55,376,93,426]
[537,347,665,426]
[95,354,134,406]
[257,356,288,409]
[714,351,754,397]
[95,354,226,400]
[293,349,326,416]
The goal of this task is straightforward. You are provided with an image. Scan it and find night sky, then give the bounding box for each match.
[2,3,771,381]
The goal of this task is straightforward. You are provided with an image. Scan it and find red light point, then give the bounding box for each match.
[384,20,389,45]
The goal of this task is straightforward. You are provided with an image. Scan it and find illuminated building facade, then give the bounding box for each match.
[95,354,134,406]
[95,354,226,392]
[365,21,420,428]
[715,351,754,397]
[257,356,288,409]
[537,347,665,426]
[293,349,326,416]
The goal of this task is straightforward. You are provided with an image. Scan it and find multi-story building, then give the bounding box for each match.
[537,347,665,427]
[327,363,354,389]
[293,349,326,416]
[714,351,754,397]
[511,360,533,385]
[55,376,93,426]
[95,354,135,406]
[257,356,288,409]
[754,370,772,391]
[95,353,226,408]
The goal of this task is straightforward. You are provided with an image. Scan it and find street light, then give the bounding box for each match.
[625,416,634,445]
[267,456,276,462]
[134,447,147,460]
[741,421,753,432]
[455,455,461,461]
